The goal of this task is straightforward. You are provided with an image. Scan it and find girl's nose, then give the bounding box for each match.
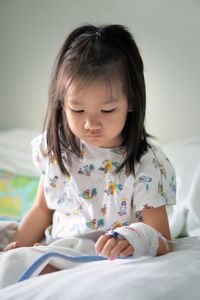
[84,117,101,130]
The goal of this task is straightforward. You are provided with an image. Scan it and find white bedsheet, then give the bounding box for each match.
[0,226,200,300]
[0,236,200,300]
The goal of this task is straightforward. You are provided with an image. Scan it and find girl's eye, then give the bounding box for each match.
[71,109,84,113]
[101,109,116,113]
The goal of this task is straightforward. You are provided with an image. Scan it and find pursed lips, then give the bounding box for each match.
[86,133,103,138]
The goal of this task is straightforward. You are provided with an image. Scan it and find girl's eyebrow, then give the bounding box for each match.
[102,98,119,104]
[68,97,119,105]
[67,99,82,105]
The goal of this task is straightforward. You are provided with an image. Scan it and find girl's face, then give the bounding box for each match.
[64,77,130,148]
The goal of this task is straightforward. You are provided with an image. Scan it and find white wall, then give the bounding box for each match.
[0,0,200,143]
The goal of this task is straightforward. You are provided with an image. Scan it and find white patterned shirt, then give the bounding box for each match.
[31,134,176,239]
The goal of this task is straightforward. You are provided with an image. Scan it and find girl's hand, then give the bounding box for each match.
[3,241,21,252]
[33,242,45,246]
[95,234,134,260]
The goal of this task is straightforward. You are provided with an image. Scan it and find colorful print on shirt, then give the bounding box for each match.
[31,135,176,238]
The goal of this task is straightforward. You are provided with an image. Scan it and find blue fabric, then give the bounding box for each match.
[18,252,108,282]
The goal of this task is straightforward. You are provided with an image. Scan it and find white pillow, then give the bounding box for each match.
[162,138,200,237]
[0,128,39,177]
[186,164,200,236]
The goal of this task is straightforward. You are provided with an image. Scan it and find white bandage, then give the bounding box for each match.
[114,222,160,257]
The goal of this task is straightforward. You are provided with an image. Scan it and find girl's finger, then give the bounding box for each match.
[3,241,20,252]
[108,239,129,259]
[34,242,42,246]
[119,245,134,257]
[100,238,118,258]
[95,234,111,254]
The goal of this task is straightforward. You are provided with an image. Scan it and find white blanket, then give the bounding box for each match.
[0,220,103,288]
[0,220,200,299]
[0,237,99,288]
[0,237,200,300]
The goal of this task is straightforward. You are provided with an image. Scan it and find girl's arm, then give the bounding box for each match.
[6,176,52,249]
[141,205,173,255]
[95,205,172,259]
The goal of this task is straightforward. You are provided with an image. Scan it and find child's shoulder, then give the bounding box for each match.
[136,141,174,174]
[31,132,48,174]
[31,132,72,175]
[31,132,47,151]
[143,141,170,159]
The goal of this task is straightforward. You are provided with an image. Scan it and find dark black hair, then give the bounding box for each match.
[44,24,150,175]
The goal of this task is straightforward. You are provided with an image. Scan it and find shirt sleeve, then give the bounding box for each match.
[31,132,49,175]
[133,143,176,213]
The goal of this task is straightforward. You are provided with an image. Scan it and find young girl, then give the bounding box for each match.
[4,24,176,263]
